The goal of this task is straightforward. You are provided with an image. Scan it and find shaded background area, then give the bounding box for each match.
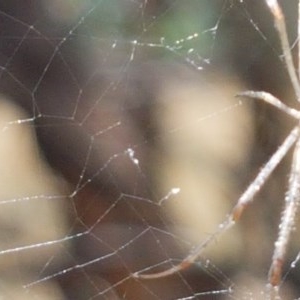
[0,0,299,299]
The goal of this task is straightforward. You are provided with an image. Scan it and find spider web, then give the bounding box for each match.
[0,1,299,299]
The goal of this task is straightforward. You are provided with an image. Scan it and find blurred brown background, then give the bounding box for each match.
[0,1,299,299]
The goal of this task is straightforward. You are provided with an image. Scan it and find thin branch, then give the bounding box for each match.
[133,127,300,280]
[265,0,300,100]
[268,137,300,286]
[237,91,300,119]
